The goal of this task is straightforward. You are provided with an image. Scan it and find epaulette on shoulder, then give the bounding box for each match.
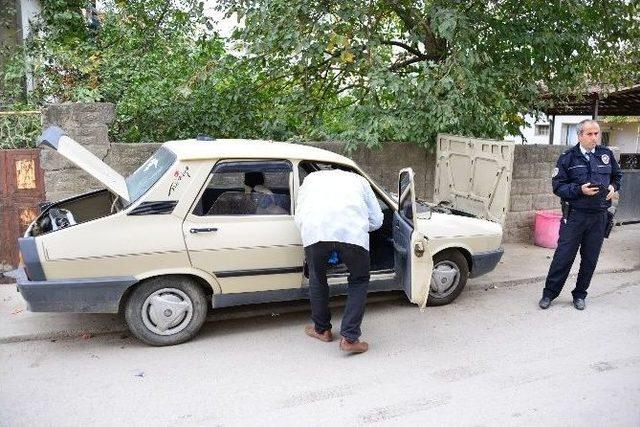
[596,145,613,153]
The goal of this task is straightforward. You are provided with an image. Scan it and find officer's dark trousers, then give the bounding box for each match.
[543,209,608,300]
[305,241,370,342]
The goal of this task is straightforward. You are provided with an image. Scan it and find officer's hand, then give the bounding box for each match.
[581,183,599,196]
[606,184,617,201]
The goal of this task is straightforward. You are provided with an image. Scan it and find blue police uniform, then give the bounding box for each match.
[543,143,623,301]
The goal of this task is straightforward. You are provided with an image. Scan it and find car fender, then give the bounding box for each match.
[134,267,222,294]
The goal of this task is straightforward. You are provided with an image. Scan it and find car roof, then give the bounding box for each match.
[162,139,356,167]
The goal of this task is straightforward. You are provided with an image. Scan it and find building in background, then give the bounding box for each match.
[511,86,640,155]
[514,114,640,153]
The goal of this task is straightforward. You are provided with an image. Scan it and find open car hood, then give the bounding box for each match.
[39,126,131,202]
[433,134,514,223]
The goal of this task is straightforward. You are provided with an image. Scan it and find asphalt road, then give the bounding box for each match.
[1,270,639,426]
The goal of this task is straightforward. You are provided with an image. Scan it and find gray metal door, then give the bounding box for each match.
[616,169,640,224]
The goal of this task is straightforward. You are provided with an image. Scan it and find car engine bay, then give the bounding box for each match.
[28,190,122,237]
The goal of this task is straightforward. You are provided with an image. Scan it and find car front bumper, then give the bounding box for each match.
[470,247,504,278]
[16,267,137,313]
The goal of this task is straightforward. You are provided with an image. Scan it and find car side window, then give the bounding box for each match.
[398,170,413,222]
[194,160,292,216]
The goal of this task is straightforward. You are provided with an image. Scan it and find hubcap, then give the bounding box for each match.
[141,288,193,336]
[430,261,460,298]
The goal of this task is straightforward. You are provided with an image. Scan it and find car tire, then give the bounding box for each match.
[427,249,469,306]
[124,276,208,346]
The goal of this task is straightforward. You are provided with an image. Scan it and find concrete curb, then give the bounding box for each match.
[3,266,639,345]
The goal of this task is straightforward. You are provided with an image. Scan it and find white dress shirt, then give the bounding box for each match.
[579,144,595,160]
[294,169,384,250]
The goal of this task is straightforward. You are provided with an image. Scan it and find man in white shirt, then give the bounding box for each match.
[295,168,384,353]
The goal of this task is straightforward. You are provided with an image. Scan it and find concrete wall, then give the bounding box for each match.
[503,145,566,243]
[608,122,640,153]
[40,103,435,202]
[41,102,572,244]
[309,141,436,201]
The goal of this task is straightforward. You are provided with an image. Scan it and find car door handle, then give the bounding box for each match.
[190,227,218,234]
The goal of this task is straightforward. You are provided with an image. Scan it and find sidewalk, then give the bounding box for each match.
[470,222,640,290]
[1,223,638,344]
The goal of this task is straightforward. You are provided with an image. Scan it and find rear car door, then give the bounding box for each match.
[392,168,433,308]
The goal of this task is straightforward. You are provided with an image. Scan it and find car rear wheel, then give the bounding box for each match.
[427,249,469,306]
[124,276,208,346]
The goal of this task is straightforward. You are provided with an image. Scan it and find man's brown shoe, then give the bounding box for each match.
[304,325,333,342]
[340,337,369,353]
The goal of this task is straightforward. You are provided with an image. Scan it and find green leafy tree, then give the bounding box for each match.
[218,0,640,146]
[1,0,311,143]
[3,0,639,148]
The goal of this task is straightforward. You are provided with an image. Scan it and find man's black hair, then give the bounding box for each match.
[244,171,265,187]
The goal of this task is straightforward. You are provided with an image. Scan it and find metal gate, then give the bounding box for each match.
[0,149,45,268]
[615,154,640,224]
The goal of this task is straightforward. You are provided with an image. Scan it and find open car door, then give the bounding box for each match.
[392,168,433,309]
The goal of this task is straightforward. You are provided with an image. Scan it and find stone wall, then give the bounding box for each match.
[40,102,571,244]
[40,103,435,202]
[503,145,566,243]
[42,103,161,201]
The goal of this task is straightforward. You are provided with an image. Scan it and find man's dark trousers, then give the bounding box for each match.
[543,209,608,300]
[305,241,370,342]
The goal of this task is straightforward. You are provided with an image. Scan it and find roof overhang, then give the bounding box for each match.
[541,84,640,116]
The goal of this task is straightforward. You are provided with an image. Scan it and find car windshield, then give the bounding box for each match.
[125,147,176,205]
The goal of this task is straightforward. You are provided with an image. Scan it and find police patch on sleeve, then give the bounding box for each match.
[601,154,610,164]
[552,167,559,178]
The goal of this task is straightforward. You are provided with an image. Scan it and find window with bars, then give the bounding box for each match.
[534,124,550,136]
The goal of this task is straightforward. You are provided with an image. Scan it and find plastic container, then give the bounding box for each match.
[534,210,562,248]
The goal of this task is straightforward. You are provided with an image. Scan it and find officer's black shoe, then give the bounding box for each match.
[573,298,586,310]
[538,296,552,309]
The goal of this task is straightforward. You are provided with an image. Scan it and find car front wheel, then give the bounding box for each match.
[124,276,208,346]
[428,249,469,306]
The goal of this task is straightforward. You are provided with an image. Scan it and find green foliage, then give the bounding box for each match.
[0,111,41,149]
[219,0,640,147]
[2,0,639,148]
[2,0,308,144]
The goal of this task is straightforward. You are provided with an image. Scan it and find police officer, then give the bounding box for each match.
[539,119,623,310]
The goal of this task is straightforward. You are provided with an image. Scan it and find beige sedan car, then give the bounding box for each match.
[17,127,507,345]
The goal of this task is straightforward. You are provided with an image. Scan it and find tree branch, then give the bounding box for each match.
[388,55,427,71]
[380,40,427,59]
